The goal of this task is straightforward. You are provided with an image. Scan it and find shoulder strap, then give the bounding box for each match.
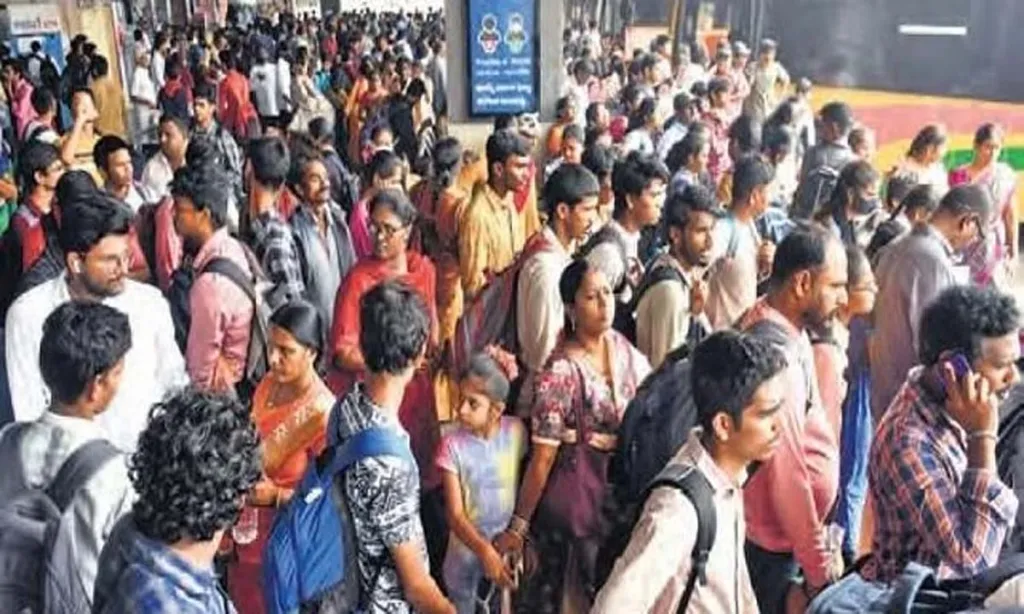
[202,257,257,304]
[632,262,685,311]
[330,426,414,475]
[645,464,717,613]
[45,439,121,512]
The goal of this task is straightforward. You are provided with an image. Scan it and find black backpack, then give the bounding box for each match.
[167,251,273,400]
[793,165,841,220]
[597,462,716,612]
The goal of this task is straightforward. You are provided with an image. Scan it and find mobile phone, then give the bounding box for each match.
[936,352,972,396]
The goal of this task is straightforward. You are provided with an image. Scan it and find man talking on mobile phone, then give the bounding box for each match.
[863,285,1020,583]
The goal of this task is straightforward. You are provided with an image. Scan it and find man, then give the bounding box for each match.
[60,89,102,185]
[141,114,189,201]
[216,50,256,142]
[171,163,254,394]
[737,226,848,613]
[250,47,280,128]
[90,56,126,139]
[743,39,789,125]
[276,49,293,125]
[1,142,64,290]
[703,77,733,186]
[587,151,669,304]
[2,57,36,140]
[871,184,990,420]
[329,281,455,614]
[5,193,186,452]
[289,151,356,329]
[21,86,60,145]
[636,184,717,368]
[459,129,531,298]
[0,302,134,605]
[865,286,1020,582]
[593,330,787,613]
[191,81,244,231]
[706,155,775,330]
[798,101,856,181]
[93,135,146,212]
[518,164,600,374]
[562,59,593,129]
[246,137,304,306]
[26,40,47,86]
[658,92,699,163]
[151,33,169,89]
[92,387,261,613]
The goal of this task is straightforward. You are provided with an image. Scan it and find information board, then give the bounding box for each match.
[466,0,538,116]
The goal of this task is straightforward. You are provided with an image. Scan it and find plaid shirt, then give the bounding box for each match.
[94,515,235,614]
[863,368,1018,582]
[250,210,306,305]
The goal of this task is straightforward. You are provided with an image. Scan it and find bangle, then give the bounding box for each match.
[968,430,998,442]
[508,514,530,537]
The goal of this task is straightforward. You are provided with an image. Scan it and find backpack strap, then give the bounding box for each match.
[45,439,121,512]
[630,262,685,312]
[644,464,717,613]
[202,257,257,304]
[329,427,415,476]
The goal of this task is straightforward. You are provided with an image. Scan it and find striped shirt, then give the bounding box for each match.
[863,368,1019,582]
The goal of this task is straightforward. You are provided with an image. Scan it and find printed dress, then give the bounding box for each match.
[436,417,527,614]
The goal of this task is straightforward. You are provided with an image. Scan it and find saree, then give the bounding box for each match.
[327,252,442,492]
[225,375,334,614]
[950,162,1016,287]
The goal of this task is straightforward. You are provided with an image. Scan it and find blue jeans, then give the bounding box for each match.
[745,540,800,614]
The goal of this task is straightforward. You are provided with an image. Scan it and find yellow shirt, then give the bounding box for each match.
[91,77,126,139]
[458,183,526,298]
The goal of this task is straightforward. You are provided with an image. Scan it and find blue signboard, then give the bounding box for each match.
[466,0,538,116]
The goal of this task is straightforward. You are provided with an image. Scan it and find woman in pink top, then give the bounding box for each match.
[349,149,405,261]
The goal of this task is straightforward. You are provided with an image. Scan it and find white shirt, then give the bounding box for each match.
[516,227,572,373]
[276,58,293,113]
[561,80,590,129]
[140,151,175,202]
[250,63,279,117]
[5,276,188,452]
[0,413,134,606]
[151,50,166,89]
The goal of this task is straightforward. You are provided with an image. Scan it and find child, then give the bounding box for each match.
[437,349,527,614]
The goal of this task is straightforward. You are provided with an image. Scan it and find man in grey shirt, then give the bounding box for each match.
[799,101,856,180]
[870,184,991,420]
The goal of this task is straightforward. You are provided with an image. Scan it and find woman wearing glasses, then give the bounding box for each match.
[327,187,447,577]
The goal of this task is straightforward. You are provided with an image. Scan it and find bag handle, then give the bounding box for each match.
[328,426,415,476]
[202,257,257,304]
[46,439,121,512]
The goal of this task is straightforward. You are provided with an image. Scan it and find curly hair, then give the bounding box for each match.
[918,286,1020,367]
[130,387,261,544]
[692,330,788,430]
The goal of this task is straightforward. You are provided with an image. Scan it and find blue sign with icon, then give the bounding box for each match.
[466,0,538,116]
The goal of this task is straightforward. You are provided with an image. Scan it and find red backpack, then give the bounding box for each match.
[447,230,557,377]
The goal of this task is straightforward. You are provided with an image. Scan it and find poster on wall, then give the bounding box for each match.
[466,0,538,116]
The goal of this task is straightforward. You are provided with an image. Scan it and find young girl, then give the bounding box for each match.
[437,349,527,614]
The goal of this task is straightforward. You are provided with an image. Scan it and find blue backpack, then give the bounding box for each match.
[262,427,414,614]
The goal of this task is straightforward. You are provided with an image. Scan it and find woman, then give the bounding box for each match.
[545,96,578,160]
[949,123,1018,288]
[494,259,651,614]
[622,97,659,156]
[349,149,406,260]
[225,300,334,614]
[130,51,159,147]
[893,123,949,195]
[328,188,446,571]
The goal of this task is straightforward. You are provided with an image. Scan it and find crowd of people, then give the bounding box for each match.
[0,7,1021,614]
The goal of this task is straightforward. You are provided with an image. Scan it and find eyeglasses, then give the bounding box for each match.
[368,220,407,239]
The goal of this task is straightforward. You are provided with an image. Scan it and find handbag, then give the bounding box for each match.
[535,361,613,539]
